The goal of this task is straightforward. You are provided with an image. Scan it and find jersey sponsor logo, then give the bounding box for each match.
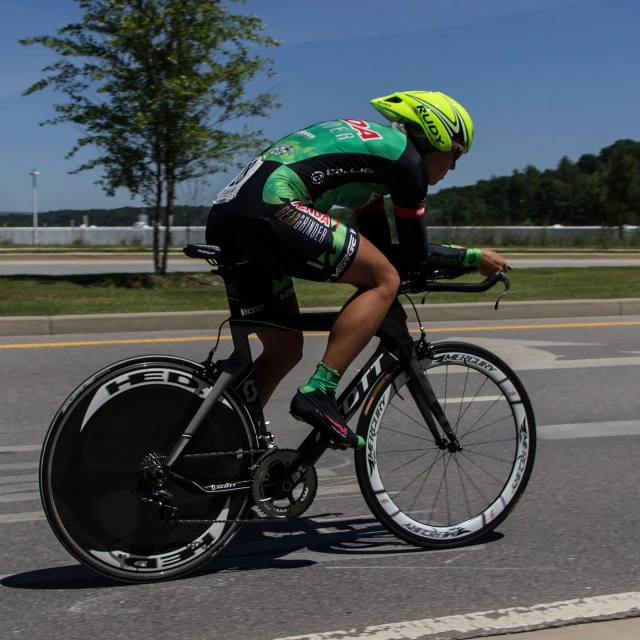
[275,202,330,243]
[332,228,358,279]
[310,167,374,185]
[342,119,383,141]
[290,201,331,227]
[320,120,355,140]
[327,167,374,177]
[297,129,316,139]
[270,145,293,156]
[241,303,267,316]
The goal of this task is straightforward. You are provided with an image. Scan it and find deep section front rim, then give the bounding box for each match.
[355,342,536,547]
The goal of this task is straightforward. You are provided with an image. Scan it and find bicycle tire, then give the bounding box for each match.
[40,355,258,582]
[354,341,536,548]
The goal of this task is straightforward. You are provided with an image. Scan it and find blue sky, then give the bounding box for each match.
[1,0,638,212]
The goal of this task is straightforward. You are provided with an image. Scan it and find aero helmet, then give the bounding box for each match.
[371,91,474,154]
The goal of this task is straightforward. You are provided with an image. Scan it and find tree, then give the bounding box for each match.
[21,0,280,273]
[601,146,640,235]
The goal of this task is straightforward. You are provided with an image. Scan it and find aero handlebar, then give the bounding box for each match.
[401,271,511,310]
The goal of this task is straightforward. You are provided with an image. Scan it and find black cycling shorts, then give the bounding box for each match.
[205,201,360,317]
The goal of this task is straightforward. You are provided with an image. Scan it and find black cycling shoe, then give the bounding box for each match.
[290,389,365,450]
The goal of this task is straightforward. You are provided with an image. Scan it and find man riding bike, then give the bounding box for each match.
[206,90,509,451]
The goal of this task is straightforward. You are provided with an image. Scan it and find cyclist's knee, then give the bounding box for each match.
[366,261,400,300]
[380,264,401,296]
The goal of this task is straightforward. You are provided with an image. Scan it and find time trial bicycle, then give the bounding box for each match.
[39,243,536,583]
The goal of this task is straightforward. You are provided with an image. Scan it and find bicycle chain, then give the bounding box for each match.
[151,448,292,525]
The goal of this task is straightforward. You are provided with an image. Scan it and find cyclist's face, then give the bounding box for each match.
[424,149,457,186]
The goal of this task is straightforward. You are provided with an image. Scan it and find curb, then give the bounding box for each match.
[1,299,640,337]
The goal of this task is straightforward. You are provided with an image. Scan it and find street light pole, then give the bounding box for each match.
[29,169,40,245]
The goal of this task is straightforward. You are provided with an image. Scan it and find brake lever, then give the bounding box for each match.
[494,272,511,310]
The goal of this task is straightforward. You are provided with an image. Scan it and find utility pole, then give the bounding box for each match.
[29,169,40,245]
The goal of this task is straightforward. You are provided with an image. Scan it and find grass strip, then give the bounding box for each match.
[0,267,638,317]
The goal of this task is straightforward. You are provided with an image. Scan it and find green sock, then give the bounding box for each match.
[299,362,341,394]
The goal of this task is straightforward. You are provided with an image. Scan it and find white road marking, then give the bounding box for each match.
[0,474,38,485]
[0,492,40,503]
[324,565,557,571]
[0,445,41,453]
[0,511,46,523]
[538,420,640,439]
[439,337,640,371]
[272,592,640,640]
[0,462,38,471]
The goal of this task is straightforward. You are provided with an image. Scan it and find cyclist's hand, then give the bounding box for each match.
[477,249,509,276]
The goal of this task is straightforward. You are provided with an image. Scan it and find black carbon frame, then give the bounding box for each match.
[164,299,447,470]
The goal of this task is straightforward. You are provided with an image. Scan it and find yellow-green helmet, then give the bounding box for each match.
[371,90,474,153]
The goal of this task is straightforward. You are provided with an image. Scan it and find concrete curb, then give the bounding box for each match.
[1,298,640,337]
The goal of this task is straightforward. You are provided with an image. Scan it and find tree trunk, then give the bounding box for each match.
[153,161,164,275]
[161,176,175,276]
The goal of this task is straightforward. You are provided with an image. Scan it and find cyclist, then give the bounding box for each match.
[206,90,509,450]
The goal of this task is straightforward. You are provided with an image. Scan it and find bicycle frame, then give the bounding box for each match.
[163,297,454,473]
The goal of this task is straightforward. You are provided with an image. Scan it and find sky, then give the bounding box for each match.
[1,0,639,213]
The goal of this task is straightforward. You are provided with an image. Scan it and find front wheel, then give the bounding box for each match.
[355,341,536,548]
[40,356,258,582]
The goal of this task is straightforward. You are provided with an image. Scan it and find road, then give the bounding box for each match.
[1,316,639,639]
[0,252,639,275]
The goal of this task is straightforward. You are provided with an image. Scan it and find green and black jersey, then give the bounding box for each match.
[210,119,480,279]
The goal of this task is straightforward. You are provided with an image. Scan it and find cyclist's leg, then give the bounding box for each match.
[264,203,399,448]
[321,235,399,375]
[254,296,303,405]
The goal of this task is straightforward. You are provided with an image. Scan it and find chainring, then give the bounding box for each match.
[251,449,318,519]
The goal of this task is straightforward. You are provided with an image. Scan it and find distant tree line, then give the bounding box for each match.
[0,206,210,228]
[426,139,640,230]
[3,139,638,231]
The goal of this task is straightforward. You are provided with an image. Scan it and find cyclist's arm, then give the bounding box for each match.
[383,140,482,273]
[394,207,482,273]
[355,197,483,274]
[353,198,392,255]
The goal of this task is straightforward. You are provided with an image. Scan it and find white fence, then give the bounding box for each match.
[0,225,638,246]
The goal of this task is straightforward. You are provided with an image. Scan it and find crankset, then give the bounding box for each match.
[251,448,318,519]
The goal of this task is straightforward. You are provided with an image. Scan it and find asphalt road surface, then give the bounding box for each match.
[1,316,639,639]
[1,253,639,275]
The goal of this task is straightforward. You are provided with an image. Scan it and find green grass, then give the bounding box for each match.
[0,267,639,316]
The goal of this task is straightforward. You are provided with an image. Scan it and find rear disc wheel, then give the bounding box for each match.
[40,357,257,582]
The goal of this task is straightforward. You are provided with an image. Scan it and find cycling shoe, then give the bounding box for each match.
[290,388,365,450]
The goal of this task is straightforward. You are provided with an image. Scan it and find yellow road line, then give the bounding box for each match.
[1,320,640,350]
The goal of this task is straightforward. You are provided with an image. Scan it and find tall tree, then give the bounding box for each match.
[21,0,280,273]
[601,145,640,235]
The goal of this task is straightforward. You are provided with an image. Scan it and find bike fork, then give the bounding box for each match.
[405,348,462,453]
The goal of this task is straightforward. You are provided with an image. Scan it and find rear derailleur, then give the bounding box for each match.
[135,453,178,522]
